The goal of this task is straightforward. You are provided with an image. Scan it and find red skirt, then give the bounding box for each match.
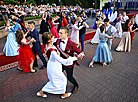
[18,45,35,72]
[51,27,59,38]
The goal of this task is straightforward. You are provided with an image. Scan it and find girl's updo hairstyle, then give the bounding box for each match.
[100,24,105,33]
[42,32,53,44]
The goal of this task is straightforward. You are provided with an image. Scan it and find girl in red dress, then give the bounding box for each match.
[62,14,69,27]
[130,17,138,43]
[50,17,59,38]
[15,30,37,73]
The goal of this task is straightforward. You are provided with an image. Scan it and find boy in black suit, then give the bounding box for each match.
[26,21,47,69]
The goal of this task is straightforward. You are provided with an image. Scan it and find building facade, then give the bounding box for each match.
[100,0,138,10]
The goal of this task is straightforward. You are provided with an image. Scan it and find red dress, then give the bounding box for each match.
[18,39,35,72]
[51,21,59,38]
[62,17,68,27]
[128,24,135,41]
[131,31,135,41]
[116,16,124,23]
[130,24,135,41]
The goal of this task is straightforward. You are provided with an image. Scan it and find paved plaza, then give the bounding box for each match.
[0,18,138,102]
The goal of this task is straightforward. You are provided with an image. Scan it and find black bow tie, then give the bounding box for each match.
[60,40,65,44]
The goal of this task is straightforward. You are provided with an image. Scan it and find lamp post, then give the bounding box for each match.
[95,0,97,9]
[116,0,119,9]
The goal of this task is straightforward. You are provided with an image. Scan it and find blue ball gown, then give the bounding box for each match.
[93,33,113,63]
[93,19,97,29]
[3,27,19,56]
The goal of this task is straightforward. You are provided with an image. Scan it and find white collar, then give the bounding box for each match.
[62,38,68,43]
[31,28,35,32]
[105,24,111,31]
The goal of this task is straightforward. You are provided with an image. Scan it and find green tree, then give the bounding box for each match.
[3,0,18,5]
[27,0,36,5]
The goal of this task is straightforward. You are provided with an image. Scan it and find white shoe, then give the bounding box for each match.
[89,62,94,68]
[61,93,72,99]
[37,92,47,98]
[103,62,107,66]
[91,41,94,45]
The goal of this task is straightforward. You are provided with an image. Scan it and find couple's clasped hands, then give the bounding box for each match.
[74,52,85,59]
[30,38,36,42]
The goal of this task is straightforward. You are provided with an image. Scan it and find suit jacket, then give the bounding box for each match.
[17,19,21,24]
[10,23,22,32]
[39,20,49,34]
[26,28,41,51]
[19,15,26,28]
[54,38,81,68]
[78,21,86,35]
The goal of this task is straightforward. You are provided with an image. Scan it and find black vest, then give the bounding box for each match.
[78,21,86,35]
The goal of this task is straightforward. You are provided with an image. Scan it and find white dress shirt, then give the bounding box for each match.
[106,24,117,35]
[123,15,129,22]
[78,20,89,28]
[60,38,68,51]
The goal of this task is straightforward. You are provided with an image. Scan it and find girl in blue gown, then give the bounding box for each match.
[93,18,98,29]
[89,24,118,67]
[3,21,19,56]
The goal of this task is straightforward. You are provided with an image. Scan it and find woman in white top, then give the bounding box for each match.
[71,18,84,47]
[116,19,131,52]
[32,9,38,16]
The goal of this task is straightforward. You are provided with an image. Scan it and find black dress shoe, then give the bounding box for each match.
[39,66,46,70]
[72,86,79,93]
[33,65,38,67]
[17,68,23,71]
[30,70,37,73]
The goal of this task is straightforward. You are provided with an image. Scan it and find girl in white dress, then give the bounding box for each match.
[91,20,104,44]
[116,19,132,52]
[37,32,77,98]
[71,18,84,47]
[115,13,123,38]
[91,28,100,44]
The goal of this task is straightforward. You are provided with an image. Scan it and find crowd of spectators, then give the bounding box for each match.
[0,4,98,22]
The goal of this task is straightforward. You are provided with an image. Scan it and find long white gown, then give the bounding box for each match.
[116,32,131,52]
[71,24,83,44]
[91,28,100,44]
[115,21,122,38]
[42,46,77,94]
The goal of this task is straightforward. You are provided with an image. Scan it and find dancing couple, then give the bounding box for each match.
[37,27,85,98]
[16,21,47,72]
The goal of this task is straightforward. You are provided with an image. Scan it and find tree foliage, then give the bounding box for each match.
[2,0,100,9]
[3,0,18,5]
